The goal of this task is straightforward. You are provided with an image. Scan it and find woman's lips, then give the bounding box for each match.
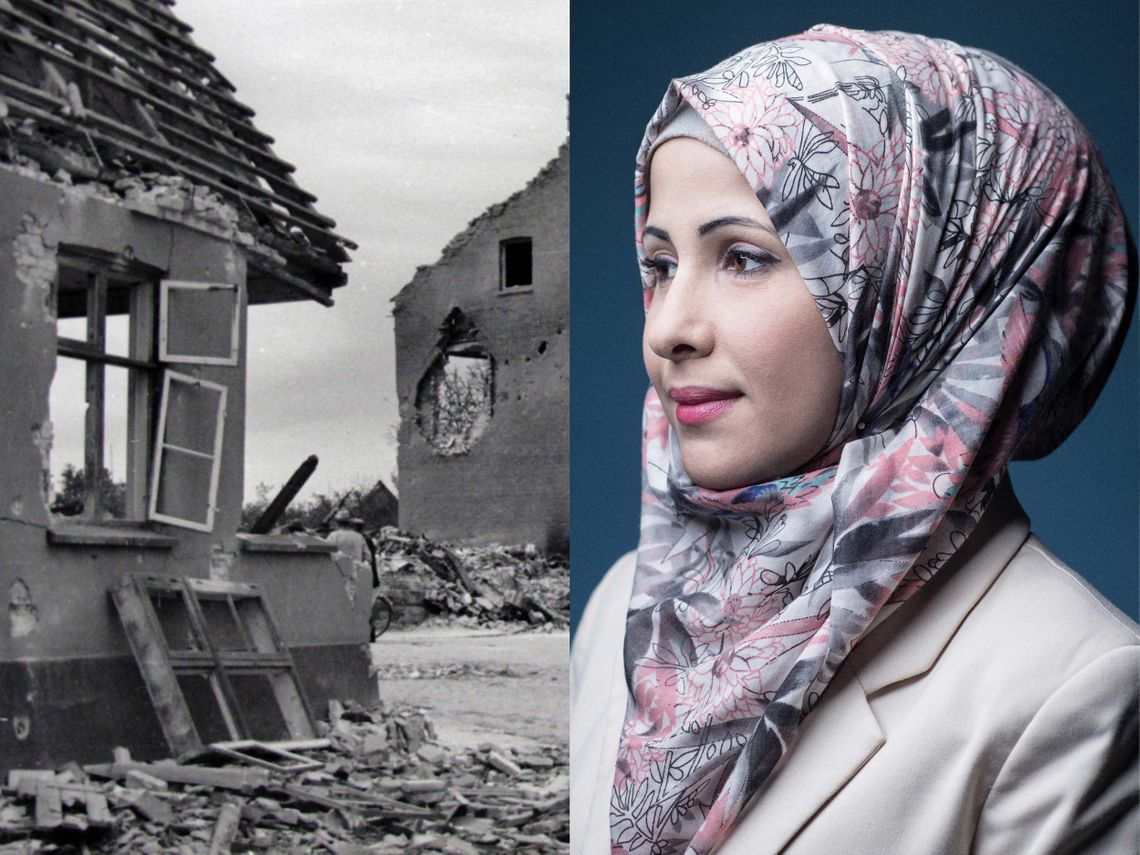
[669,387,743,426]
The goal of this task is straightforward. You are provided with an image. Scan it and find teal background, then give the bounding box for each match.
[570,1,1139,630]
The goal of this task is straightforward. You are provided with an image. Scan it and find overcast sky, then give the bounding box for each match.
[172,0,568,503]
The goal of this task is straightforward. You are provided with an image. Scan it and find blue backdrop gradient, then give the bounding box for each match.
[569,0,1139,630]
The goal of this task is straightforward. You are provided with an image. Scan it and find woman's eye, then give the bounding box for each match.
[640,255,677,286]
[725,247,776,275]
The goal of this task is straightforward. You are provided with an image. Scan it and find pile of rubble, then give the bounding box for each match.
[374,531,569,630]
[0,702,568,853]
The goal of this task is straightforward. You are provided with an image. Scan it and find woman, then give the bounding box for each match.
[570,25,1138,855]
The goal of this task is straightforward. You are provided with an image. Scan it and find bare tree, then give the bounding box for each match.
[427,355,492,454]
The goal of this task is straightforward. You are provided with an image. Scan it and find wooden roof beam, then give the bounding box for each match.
[18,0,251,114]
[0,20,273,145]
[5,93,356,255]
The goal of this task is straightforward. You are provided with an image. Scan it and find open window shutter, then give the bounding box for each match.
[159,281,240,365]
[149,371,227,532]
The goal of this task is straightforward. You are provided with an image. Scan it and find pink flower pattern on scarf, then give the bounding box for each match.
[612,25,1135,855]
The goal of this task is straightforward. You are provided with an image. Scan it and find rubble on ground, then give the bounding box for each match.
[373,531,569,630]
[0,701,568,853]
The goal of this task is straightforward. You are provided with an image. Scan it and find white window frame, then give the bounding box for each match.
[158,280,240,366]
[148,370,228,532]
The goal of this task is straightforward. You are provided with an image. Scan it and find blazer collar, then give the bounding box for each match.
[724,480,1030,853]
[721,661,884,854]
[851,479,1031,695]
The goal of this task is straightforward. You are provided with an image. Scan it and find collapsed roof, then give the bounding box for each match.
[0,0,354,305]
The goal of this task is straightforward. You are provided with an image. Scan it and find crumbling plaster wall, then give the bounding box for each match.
[0,169,248,652]
[394,146,568,552]
[0,168,370,767]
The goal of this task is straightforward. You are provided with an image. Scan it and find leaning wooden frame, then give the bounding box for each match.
[110,572,317,759]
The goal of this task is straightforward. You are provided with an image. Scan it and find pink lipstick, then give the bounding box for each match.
[669,387,742,426]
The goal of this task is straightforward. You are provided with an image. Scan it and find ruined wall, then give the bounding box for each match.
[0,168,370,769]
[394,145,568,552]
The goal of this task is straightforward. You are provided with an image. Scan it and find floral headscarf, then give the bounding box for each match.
[612,25,1135,855]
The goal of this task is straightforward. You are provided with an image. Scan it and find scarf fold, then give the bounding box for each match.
[612,25,1134,855]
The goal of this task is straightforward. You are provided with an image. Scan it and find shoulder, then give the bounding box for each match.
[956,535,1138,852]
[932,531,1138,724]
[979,533,1138,659]
[570,551,636,697]
[970,537,1139,853]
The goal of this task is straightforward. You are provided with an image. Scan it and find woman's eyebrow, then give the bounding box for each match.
[643,225,670,242]
[697,216,778,237]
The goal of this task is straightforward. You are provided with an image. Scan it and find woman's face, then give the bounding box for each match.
[642,137,843,491]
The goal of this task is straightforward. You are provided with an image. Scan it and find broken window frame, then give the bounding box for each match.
[158,280,241,366]
[110,572,317,758]
[148,370,227,532]
[52,249,163,522]
[416,344,495,455]
[499,236,533,292]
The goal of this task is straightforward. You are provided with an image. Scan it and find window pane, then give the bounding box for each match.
[55,266,89,324]
[153,448,214,527]
[164,380,223,455]
[48,357,87,516]
[104,366,129,480]
[104,309,130,359]
[175,674,231,744]
[198,598,250,651]
[162,283,239,364]
[229,675,289,741]
[151,592,199,652]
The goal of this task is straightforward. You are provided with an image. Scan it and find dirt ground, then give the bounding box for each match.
[370,626,569,752]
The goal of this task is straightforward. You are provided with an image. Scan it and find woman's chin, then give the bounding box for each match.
[682,457,787,492]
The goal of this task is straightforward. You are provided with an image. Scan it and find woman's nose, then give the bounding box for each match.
[644,275,713,362]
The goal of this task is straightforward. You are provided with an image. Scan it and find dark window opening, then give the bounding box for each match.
[500,238,533,290]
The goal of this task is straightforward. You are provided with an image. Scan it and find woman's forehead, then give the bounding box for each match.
[645,138,777,233]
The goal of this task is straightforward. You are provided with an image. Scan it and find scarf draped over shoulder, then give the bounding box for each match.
[612,24,1135,855]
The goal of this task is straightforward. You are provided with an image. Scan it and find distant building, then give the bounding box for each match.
[0,0,371,769]
[393,144,568,552]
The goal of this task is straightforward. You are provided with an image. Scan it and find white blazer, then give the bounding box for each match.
[570,485,1139,854]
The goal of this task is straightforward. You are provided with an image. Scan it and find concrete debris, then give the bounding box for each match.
[0,702,568,853]
[374,530,568,631]
[372,663,536,682]
[1,123,249,237]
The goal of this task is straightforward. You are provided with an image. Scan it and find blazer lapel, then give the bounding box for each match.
[722,480,1031,853]
[721,664,882,854]
[852,480,1030,696]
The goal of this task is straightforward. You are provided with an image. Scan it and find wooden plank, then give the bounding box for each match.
[208,802,242,854]
[57,336,159,370]
[185,578,263,598]
[126,281,155,520]
[83,270,106,520]
[0,9,263,137]
[14,0,251,114]
[208,740,323,774]
[110,787,174,824]
[111,574,203,757]
[9,770,55,797]
[84,789,114,828]
[213,737,330,753]
[84,761,269,791]
[34,782,62,830]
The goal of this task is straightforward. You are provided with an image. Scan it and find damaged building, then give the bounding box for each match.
[0,0,373,770]
[393,143,568,553]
